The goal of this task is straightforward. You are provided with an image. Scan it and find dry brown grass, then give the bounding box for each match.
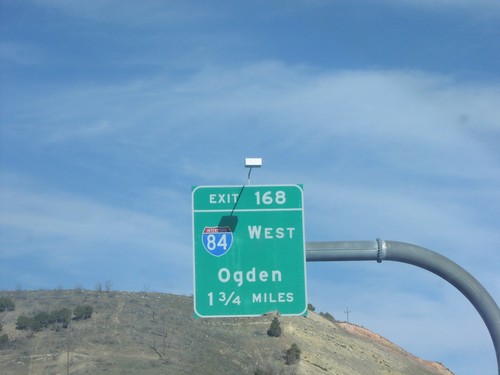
[0,290,452,375]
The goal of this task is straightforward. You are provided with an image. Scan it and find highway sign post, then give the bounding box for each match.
[192,185,307,318]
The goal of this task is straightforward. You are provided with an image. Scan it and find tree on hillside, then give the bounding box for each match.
[285,343,301,365]
[267,317,282,337]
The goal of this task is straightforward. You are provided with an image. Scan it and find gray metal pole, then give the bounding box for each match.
[306,239,500,375]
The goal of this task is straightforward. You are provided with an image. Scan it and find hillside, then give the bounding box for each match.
[0,290,453,375]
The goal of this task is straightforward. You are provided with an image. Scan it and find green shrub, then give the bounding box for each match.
[16,314,44,332]
[15,305,90,335]
[49,308,72,327]
[285,343,301,365]
[307,303,315,311]
[74,305,93,320]
[0,296,15,312]
[30,318,44,332]
[267,317,282,337]
[16,315,31,330]
[34,311,50,329]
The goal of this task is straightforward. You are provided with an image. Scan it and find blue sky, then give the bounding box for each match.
[1,0,499,373]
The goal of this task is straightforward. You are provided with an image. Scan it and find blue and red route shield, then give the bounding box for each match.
[202,226,233,257]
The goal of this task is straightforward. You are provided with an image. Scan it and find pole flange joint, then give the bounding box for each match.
[376,238,386,263]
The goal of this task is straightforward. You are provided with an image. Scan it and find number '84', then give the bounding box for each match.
[205,234,228,251]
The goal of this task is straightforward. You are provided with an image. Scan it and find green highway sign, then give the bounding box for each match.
[192,185,307,318]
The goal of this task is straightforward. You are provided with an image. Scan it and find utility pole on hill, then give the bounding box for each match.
[344,307,351,323]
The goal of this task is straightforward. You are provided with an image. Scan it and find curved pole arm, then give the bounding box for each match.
[306,239,500,375]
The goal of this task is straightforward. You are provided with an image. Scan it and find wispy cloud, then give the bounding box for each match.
[302,0,500,15]
[3,62,498,289]
[386,0,500,13]
[0,174,193,292]
[0,177,191,268]
[9,63,499,180]
[0,42,45,65]
[31,0,221,26]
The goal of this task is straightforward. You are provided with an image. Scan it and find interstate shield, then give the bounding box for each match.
[202,226,233,257]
